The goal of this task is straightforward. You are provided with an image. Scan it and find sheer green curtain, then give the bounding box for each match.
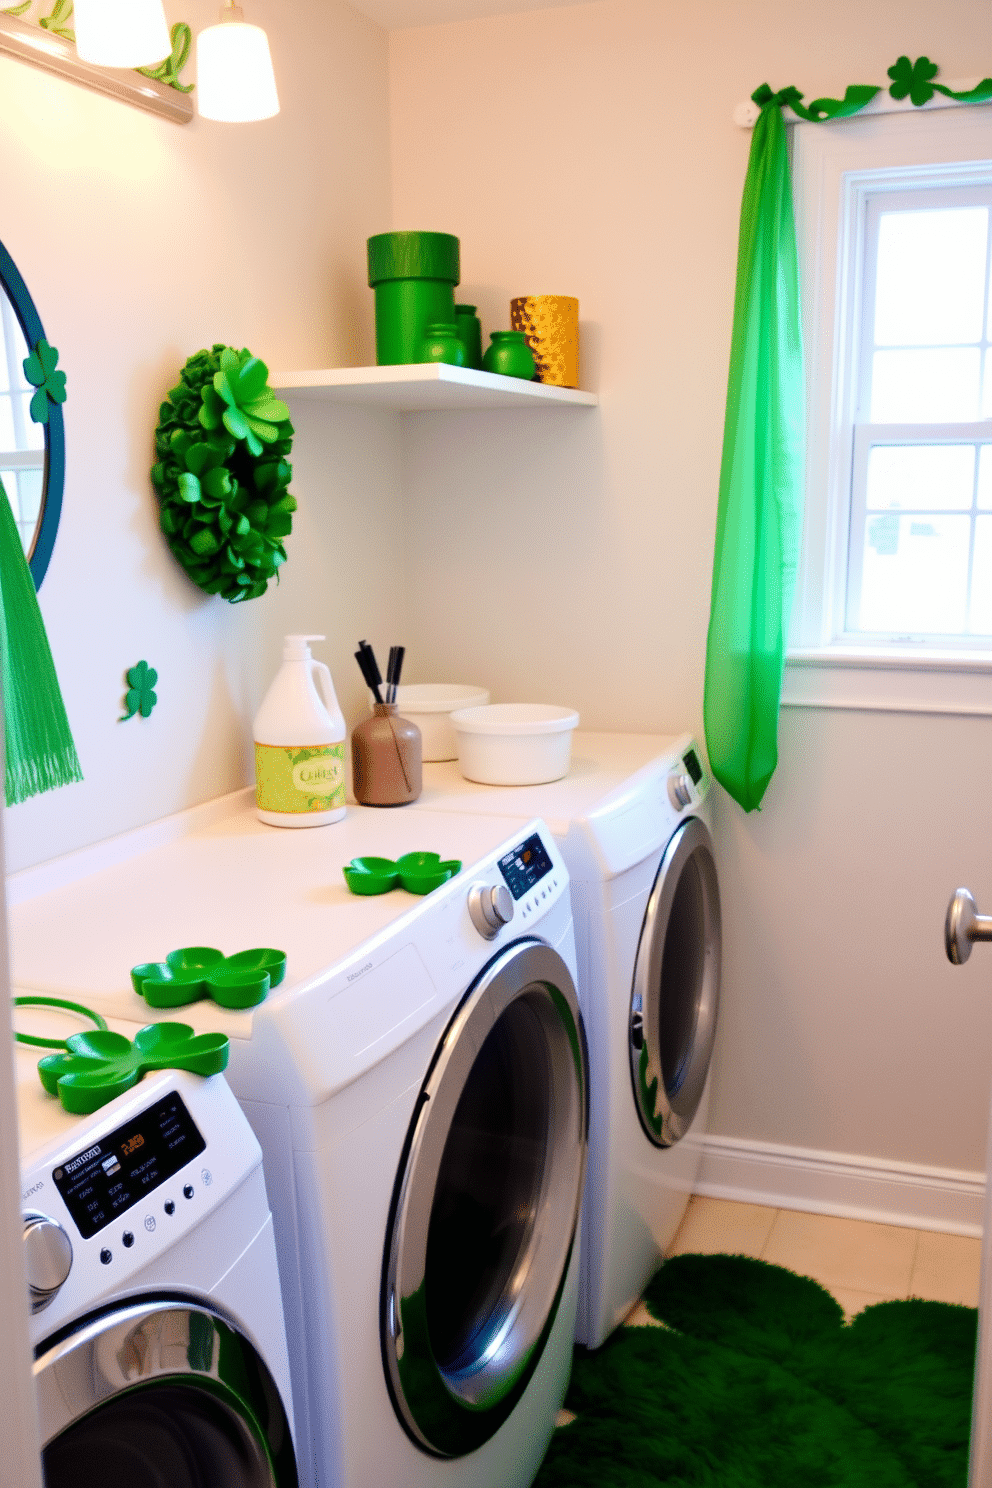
[703,65,992,811]
[0,473,81,805]
[703,92,804,813]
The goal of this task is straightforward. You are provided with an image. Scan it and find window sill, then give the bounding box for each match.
[783,648,992,716]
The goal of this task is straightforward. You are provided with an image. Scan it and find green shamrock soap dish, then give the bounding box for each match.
[38,1023,229,1116]
[131,946,287,1009]
[343,852,462,896]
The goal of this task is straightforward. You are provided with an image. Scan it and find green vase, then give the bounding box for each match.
[418,323,466,366]
[367,232,460,366]
[454,304,483,369]
[482,330,535,380]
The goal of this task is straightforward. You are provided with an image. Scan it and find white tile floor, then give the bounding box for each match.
[626,1195,982,1325]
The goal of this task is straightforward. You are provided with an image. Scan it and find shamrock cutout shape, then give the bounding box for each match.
[198,348,291,459]
[38,1023,229,1115]
[888,54,939,107]
[131,945,287,1010]
[22,339,67,425]
[536,1253,975,1487]
[119,660,158,721]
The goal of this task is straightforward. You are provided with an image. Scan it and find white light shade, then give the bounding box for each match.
[73,0,171,67]
[196,19,279,122]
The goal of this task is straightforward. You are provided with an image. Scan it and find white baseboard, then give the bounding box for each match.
[697,1134,985,1237]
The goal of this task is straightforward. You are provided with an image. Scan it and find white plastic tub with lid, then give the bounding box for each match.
[450,703,580,785]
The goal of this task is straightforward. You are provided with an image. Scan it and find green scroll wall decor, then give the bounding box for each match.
[703,57,992,812]
[152,345,296,603]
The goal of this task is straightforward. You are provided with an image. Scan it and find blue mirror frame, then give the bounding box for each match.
[0,235,64,589]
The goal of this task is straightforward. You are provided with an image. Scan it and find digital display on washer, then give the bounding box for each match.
[498,833,554,900]
[683,748,703,785]
[52,1092,206,1240]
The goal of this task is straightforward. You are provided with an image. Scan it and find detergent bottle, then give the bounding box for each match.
[254,635,346,827]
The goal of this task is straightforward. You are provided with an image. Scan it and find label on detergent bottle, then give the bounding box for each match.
[255,742,345,814]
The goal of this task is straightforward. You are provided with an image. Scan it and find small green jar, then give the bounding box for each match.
[418,323,466,366]
[482,329,535,380]
[367,231,460,366]
[454,304,483,369]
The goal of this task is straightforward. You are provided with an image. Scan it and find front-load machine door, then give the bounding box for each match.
[382,937,587,1458]
[37,1298,298,1487]
[629,815,722,1147]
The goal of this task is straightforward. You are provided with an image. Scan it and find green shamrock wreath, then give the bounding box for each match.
[152,345,296,602]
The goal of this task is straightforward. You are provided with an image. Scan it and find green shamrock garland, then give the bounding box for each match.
[151,345,296,602]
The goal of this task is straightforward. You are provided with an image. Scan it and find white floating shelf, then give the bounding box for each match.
[272,363,598,412]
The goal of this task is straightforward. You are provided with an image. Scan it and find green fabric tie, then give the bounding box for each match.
[0,473,82,805]
[703,97,805,812]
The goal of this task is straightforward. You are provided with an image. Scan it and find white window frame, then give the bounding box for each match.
[786,100,992,714]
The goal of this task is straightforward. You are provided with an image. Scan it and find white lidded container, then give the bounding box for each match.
[254,634,347,826]
[371,683,489,762]
[450,703,580,785]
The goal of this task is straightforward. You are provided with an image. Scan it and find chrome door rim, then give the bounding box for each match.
[34,1295,297,1486]
[629,816,721,1148]
[382,938,588,1458]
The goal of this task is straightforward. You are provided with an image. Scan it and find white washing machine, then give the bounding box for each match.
[410,731,722,1347]
[12,1011,298,1488]
[9,795,588,1488]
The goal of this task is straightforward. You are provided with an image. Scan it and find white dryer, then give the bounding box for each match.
[410,731,722,1348]
[9,797,588,1488]
[12,1013,298,1488]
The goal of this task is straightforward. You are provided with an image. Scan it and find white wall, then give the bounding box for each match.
[1,0,402,873]
[388,0,992,1179]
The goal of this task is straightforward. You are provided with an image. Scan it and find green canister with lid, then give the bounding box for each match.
[367,231,460,365]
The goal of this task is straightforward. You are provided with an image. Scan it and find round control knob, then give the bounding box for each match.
[23,1212,72,1311]
[468,882,514,940]
[667,772,693,811]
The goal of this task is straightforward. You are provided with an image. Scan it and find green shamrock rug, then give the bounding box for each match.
[535,1253,976,1487]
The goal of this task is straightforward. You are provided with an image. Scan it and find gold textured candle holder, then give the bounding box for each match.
[510,295,579,388]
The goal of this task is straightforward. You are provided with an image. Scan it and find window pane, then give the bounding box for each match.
[874,207,988,347]
[865,444,975,511]
[870,347,981,421]
[857,513,969,632]
[977,446,992,508]
[0,394,14,450]
[970,516,992,632]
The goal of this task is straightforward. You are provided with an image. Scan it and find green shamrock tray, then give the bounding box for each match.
[343,852,462,896]
[130,946,287,1009]
[38,1023,229,1115]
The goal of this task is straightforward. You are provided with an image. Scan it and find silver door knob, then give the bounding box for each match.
[23,1212,72,1310]
[945,887,992,964]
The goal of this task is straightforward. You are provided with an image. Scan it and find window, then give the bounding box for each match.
[787,102,992,712]
[0,289,44,559]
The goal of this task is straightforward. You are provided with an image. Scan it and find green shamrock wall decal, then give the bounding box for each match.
[888,54,939,107]
[38,1023,229,1115]
[23,339,66,425]
[119,659,158,721]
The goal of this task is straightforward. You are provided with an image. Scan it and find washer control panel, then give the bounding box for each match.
[53,1090,206,1240]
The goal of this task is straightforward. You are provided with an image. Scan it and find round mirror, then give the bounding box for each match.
[0,236,64,589]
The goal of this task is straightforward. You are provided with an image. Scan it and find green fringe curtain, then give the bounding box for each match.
[0,473,82,806]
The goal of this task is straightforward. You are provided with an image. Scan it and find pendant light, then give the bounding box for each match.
[73,0,171,67]
[196,1,279,123]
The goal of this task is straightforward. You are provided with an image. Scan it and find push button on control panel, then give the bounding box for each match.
[183,1184,194,1200]
[122,1231,134,1248]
